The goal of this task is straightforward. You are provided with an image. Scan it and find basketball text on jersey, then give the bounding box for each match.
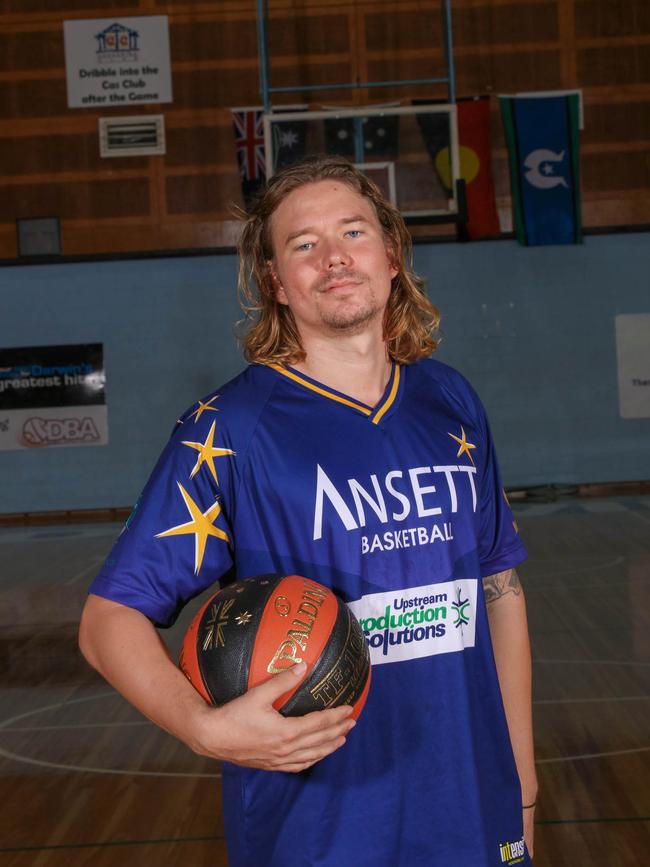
[312,462,478,555]
[499,837,526,865]
[348,578,477,665]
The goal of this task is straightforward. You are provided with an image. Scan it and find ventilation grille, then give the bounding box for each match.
[99,115,165,158]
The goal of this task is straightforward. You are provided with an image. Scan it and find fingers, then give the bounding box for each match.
[257,733,350,773]
[251,660,308,704]
[284,711,355,751]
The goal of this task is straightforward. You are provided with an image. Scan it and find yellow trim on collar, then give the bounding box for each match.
[268,363,372,415]
[372,364,401,424]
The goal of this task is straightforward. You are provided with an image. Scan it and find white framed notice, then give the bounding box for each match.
[63,16,172,109]
[615,313,650,419]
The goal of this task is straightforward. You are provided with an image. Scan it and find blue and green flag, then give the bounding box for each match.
[500,94,582,245]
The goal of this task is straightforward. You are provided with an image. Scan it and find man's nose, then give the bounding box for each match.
[323,240,351,269]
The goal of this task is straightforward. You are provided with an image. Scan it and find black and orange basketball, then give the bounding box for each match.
[179,573,371,719]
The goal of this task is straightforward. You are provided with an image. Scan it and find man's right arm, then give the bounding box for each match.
[79,593,355,773]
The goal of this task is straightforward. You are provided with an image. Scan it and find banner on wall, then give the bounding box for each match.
[615,314,650,419]
[0,344,108,451]
[499,92,582,246]
[63,16,172,109]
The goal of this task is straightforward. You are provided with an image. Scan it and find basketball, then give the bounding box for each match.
[179,573,371,719]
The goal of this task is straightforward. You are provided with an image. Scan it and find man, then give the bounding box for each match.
[80,156,537,866]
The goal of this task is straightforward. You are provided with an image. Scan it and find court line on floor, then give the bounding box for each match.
[536,816,650,826]
[3,693,649,732]
[536,747,650,764]
[533,658,650,667]
[522,556,625,579]
[0,692,219,779]
[533,695,650,705]
[0,835,225,854]
[3,818,650,853]
[64,554,106,586]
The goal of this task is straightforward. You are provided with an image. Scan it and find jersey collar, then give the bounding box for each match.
[268,361,402,425]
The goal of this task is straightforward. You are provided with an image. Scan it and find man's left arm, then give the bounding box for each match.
[484,569,537,857]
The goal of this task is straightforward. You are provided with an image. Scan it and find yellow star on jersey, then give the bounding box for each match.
[448,426,477,465]
[156,482,230,575]
[189,395,219,424]
[181,420,235,484]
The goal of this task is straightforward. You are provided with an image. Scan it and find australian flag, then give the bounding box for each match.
[232,107,266,208]
[323,112,399,162]
[272,107,308,172]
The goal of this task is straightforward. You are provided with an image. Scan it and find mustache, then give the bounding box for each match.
[314,269,365,293]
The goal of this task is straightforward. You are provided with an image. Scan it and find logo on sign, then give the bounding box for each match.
[22,416,100,446]
[95,23,139,59]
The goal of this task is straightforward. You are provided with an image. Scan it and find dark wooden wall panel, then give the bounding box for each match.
[0,31,64,71]
[1,179,149,221]
[170,20,257,62]
[166,173,242,215]
[1,134,149,174]
[5,0,139,12]
[585,101,650,144]
[574,1,650,38]
[577,46,650,86]
[165,125,235,167]
[583,152,650,192]
[0,79,68,119]
[1,1,649,258]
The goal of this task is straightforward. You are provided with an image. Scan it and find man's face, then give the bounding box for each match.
[268,180,398,339]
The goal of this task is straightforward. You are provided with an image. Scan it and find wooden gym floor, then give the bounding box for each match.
[0,496,648,866]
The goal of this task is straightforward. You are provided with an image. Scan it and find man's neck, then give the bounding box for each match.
[292,333,392,408]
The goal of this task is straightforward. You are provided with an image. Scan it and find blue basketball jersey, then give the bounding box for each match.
[90,358,531,867]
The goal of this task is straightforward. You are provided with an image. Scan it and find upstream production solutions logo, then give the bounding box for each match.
[348,578,477,665]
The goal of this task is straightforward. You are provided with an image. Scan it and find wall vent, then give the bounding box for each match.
[99,115,165,158]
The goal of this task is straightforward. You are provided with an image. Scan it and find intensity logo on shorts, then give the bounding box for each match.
[348,579,477,666]
[499,837,526,864]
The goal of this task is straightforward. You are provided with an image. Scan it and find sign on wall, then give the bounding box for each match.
[63,16,172,109]
[0,344,108,451]
[615,313,650,419]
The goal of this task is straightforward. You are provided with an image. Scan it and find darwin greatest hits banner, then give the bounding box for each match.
[0,343,107,451]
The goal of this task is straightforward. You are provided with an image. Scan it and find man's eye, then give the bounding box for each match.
[345,230,362,238]
[296,242,313,251]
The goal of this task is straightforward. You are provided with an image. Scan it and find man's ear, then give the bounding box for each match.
[267,260,288,305]
[386,243,400,281]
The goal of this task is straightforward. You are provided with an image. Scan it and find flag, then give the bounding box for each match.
[456,98,500,239]
[415,98,500,239]
[414,105,455,203]
[323,111,399,162]
[272,107,308,172]
[499,93,582,245]
[231,107,266,208]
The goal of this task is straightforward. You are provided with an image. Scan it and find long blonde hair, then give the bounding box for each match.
[238,156,440,365]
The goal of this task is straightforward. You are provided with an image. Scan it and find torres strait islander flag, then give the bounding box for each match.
[499,92,582,245]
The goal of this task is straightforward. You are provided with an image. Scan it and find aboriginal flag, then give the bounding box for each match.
[416,97,500,239]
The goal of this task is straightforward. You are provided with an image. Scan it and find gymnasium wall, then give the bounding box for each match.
[1,231,648,514]
[2,0,650,258]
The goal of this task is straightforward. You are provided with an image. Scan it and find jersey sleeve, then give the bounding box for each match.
[88,411,235,627]
[472,396,527,576]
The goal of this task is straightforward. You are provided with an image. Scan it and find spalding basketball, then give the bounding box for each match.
[180,573,371,719]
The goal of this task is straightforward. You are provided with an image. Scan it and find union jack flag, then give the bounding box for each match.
[231,108,266,183]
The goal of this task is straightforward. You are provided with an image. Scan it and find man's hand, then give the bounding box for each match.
[193,661,356,773]
[79,596,354,775]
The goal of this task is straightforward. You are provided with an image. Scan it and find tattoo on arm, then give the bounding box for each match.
[483,569,522,605]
